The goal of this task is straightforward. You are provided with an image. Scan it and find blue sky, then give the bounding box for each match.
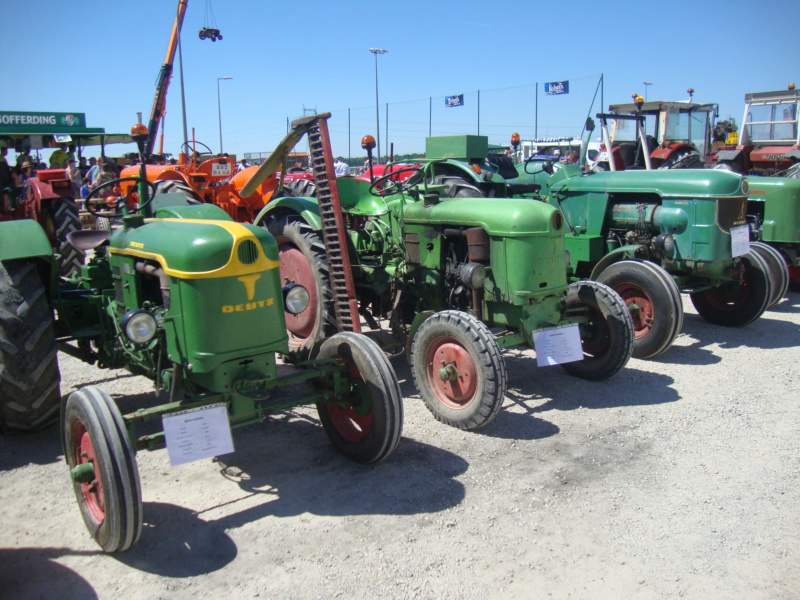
[1,0,798,162]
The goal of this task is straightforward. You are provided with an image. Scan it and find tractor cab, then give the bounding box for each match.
[598,96,718,170]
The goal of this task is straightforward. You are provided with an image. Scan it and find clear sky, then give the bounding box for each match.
[1,0,798,162]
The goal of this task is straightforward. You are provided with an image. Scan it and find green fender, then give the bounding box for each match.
[253,196,322,231]
[0,220,55,262]
[588,245,646,280]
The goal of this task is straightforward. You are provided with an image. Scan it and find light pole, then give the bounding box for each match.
[217,76,233,154]
[643,81,653,102]
[369,48,387,162]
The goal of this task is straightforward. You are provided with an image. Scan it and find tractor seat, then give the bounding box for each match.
[66,229,112,250]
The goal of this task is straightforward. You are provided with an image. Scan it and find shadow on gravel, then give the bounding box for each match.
[682,310,800,351]
[107,417,467,577]
[0,420,62,469]
[0,547,100,600]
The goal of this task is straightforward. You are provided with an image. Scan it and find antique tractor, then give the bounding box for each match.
[0,128,403,552]
[426,133,777,359]
[241,117,635,432]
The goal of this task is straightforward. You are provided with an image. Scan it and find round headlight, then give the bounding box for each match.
[654,233,676,258]
[741,178,749,195]
[283,283,310,315]
[121,310,157,344]
[460,262,486,289]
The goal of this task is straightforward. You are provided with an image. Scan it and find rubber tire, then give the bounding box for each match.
[658,150,702,169]
[265,216,336,354]
[0,260,61,433]
[596,260,683,359]
[316,333,403,464]
[282,178,318,199]
[431,174,484,198]
[690,252,772,327]
[560,280,634,380]
[64,386,142,553]
[51,199,85,276]
[153,180,203,204]
[410,310,507,430]
[789,264,800,293]
[750,242,789,308]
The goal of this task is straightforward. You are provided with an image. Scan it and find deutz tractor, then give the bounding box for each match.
[0,125,403,553]
[424,132,777,359]
[242,116,635,432]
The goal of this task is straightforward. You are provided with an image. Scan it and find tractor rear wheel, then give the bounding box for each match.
[282,178,318,198]
[596,260,683,359]
[750,242,789,307]
[316,333,403,464]
[0,260,61,433]
[153,180,203,204]
[64,386,142,553]
[266,216,336,354]
[49,199,84,276]
[411,310,507,430]
[560,280,634,380]
[690,252,772,327]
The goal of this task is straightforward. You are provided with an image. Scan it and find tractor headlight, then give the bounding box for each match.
[460,262,486,289]
[741,178,749,195]
[283,283,310,314]
[654,233,676,258]
[121,310,158,344]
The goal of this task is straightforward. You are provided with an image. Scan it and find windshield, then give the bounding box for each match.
[664,108,710,155]
[611,114,657,142]
[745,101,799,143]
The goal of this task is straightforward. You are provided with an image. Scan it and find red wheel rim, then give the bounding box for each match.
[71,421,105,525]
[424,336,479,409]
[615,283,655,340]
[326,403,372,443]
[699,281,749,312]
[277,241,319,345]
[789,265,800,286]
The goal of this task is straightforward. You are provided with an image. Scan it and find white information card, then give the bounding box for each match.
[532,323,583,367]
[162,403,235,466]
[730,224,750,258]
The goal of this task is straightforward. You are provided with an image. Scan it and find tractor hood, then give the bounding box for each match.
[548,167,747,198]
[402,196,562,237]
[109,218,280,278]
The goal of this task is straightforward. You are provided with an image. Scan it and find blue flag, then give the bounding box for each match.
[544,81,569,96]
[445,94,464,107]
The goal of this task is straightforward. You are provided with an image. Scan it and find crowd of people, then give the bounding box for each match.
[0,142,123,210]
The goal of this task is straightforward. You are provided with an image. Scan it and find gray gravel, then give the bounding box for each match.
[1,294,798,599]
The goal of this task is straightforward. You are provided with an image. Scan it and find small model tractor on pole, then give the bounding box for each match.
[0,122,403,553]
[243,116,635,432]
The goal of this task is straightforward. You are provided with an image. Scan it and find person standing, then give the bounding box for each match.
[49,143,69,168]
[334,156,349,177]
[86,156,103,184]
[65,158,82,197]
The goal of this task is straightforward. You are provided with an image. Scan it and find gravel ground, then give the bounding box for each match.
[1,293,798,600]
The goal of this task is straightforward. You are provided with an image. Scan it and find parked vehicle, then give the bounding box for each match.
[0,124,403,554]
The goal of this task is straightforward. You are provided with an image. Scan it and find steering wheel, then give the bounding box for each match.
[368,166,425,197]
[85,177,157,218]
[180,141,214,157]
[524,157,554,175]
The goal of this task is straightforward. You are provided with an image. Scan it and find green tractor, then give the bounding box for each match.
[0,124,403,553]
[243,116,635,433]
[424,132,777,359]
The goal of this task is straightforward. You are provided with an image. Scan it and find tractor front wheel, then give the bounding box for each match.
[0,260,61,433]
[64,386,142,553]
[266,216,336,354]
[48,199,84,276]
[316,333,403,464]
[411,310,507,430]
[749,242,789,307]
[690,252,772,327]
[560,280,634,380]
[596,260,683,359]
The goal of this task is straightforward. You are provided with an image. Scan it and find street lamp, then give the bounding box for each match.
[369,48,388,162]
[643,81,653,102]
[217,76,233,154]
